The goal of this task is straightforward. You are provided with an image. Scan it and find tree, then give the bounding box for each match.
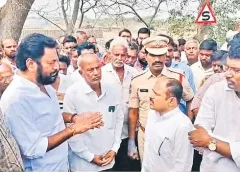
[167,0,240,43]
[0,0,35,42]
[104,0,167,29]
[36,0,101,34]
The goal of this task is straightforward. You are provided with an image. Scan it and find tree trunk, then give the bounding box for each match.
[0,0,35,42]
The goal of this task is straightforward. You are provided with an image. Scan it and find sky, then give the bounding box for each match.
[0,0,239,27]
[0,0,200,19]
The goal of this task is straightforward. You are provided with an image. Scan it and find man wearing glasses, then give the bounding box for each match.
[189,33,240,172]
[141,77,194,172]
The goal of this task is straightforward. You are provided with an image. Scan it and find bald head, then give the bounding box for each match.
[0,63,14,93]
[0,63,13,73]
[79,53,102,86]
[2,39,17,59]
[79,53,100,70]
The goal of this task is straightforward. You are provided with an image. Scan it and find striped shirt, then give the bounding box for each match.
[190,73,226,110]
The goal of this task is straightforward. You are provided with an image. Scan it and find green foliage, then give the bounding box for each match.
[165,0,239,45]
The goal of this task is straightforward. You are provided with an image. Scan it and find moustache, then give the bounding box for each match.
[114,60,124,64]
[152,62,163,65]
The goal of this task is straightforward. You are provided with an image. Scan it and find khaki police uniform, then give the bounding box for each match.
[128,36,194,161]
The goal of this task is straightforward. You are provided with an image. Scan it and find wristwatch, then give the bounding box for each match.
[208,139,217,151]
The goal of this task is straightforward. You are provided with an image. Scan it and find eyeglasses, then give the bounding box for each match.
[158,137,169,156]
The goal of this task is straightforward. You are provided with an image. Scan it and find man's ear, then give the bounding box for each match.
[79,69,83,75]
[168,97,176,107]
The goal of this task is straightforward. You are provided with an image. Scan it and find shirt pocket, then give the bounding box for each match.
[105,111,116,129]
[152,136,172,160]
[138,89,150,108]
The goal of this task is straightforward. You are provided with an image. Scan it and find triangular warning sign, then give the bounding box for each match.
[195,1,217,25]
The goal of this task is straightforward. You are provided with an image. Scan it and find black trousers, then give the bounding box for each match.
[112,138,141,171]
[191,150,202,172]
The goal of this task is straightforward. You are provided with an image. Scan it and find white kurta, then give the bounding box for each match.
[101,63,138,139]
[70,70,84,84]
[63,79,124,172]
[191,61,214,89]
[142,108,194,172]
[195,80,240,172]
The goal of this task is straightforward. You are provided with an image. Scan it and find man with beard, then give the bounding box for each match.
[134,44,148,71]
[191,40,215,89]
[128,36,194,162]
[0,33,103,172]
[190,51,228,116]
[1,39,17,70]
[189,33,240,172]
[64,53,124,171]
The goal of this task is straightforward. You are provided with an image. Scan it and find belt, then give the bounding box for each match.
[140,125,145,132]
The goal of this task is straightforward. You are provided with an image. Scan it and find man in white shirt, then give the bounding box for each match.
[70,42,96,84]
[0,33,103,172]
[64,53,124,171]
[101,37,140,171]
[189,33,240,172]
[51,73,72,111]
[67,45,78,75]
[191,39,215,89]
[185,39,199,66]
[142,77,194,172]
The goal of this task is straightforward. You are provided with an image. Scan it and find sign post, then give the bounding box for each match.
[195,0,217,25]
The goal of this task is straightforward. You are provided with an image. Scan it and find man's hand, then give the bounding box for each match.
[128,139,139,160]
[101,151,116,166]
[71,112,104,134]
[188,125,212,148]
[91,155,107,166]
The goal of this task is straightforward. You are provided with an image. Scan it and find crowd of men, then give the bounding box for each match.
[0,20,240,172]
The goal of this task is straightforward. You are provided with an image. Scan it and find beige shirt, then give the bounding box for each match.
[129,67,194,127]
[191,61,214,89]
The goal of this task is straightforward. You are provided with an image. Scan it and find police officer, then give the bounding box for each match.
[127,36,194,162]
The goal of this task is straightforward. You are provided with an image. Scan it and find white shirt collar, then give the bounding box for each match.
[104,63,131,75]
[196,61,214,73]
[81,79,106,98]
[14,74,40,90]
[156,107,181,121]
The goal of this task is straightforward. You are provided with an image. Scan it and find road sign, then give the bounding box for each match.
[195,1,217,25]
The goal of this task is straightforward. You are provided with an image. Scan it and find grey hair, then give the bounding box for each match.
[185,39,200,48]
[109,37,129,52]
